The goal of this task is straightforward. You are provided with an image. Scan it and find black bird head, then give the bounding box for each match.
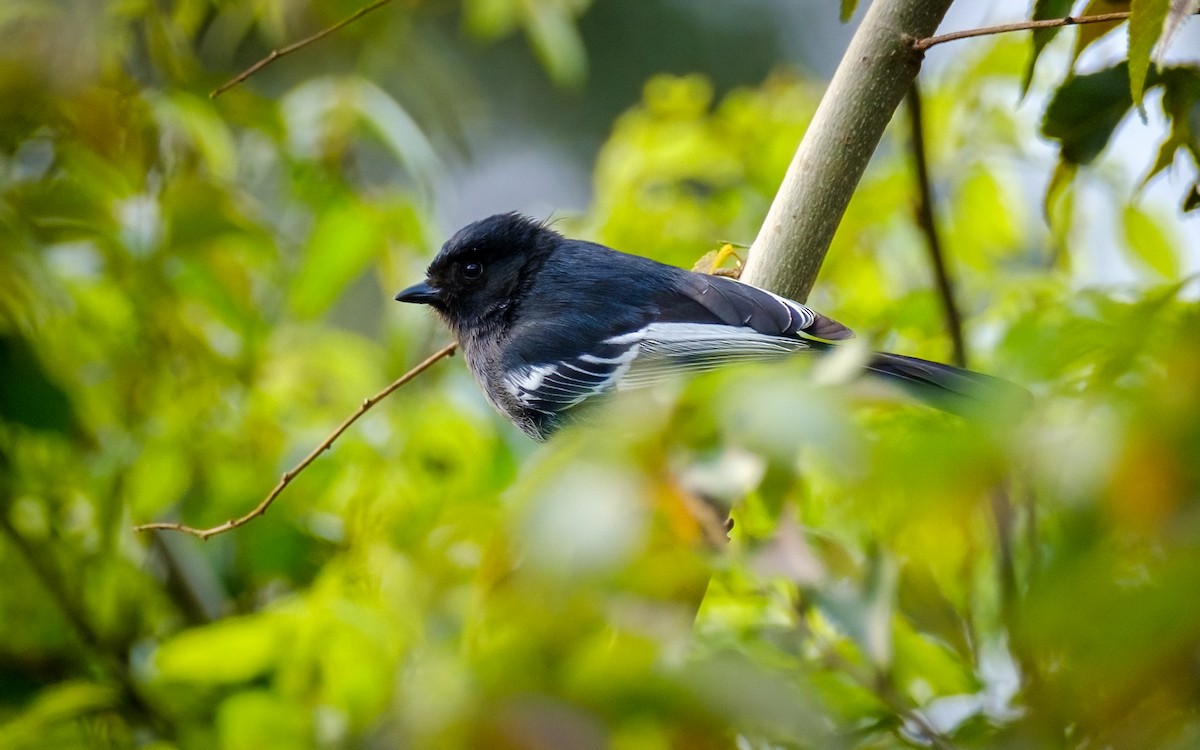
[395,213,560,338]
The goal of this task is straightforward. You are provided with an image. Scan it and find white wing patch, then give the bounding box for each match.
[617,322,809,389]
[761,288,818,332]
[505,321,815,416]
[504,341,641,414]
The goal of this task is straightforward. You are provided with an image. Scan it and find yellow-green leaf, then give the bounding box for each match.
[1122,203,1179,277]
[1129,0,1170,106]
[290,202,381,318]
[1045,160,1078,223]
[464,0,520,39]
[0,681,118,745]
[217,691,310,750]
[523,0,587,87]
[155,615,284,684]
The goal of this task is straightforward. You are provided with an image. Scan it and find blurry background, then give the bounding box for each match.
[3,1,1200,748]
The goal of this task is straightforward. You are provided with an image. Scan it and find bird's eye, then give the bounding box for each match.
[462,261,484,280]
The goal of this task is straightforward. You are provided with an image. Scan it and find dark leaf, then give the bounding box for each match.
[840,0,858,22]
[1043,63,1147,164]
[1185,181,1200,210]
[1157,66,1200,163]
[0,334,78,436]
[1143,67,1200,206]
[1022,0,1076,96]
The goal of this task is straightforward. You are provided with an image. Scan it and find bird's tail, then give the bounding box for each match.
[864,352,1031,416]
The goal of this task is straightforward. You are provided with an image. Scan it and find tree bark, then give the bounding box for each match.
[741,0,956,302]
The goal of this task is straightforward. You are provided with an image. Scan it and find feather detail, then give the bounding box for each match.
[864,352,1033,413]
[668,274,854,343]
[504,340,641,415]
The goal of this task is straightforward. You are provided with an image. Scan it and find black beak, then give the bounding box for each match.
[394,280,442,305]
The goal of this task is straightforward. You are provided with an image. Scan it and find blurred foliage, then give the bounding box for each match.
[463,0,592,86]
[1031,0,1200,213]
[2,2,1200,750]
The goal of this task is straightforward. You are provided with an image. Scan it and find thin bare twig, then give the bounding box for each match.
[134,342,457,540]
[905,81,966,368]
[210,0,393,99]
[915,11,1137,51]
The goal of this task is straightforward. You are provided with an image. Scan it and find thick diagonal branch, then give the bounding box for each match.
[741,0,955,302]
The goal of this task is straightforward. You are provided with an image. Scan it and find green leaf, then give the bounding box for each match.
[523,0,587,87]
[1072,0,1130,67]
[898,564,972,660]
[1043,63,1135,164]
[1122,203,1180,277]
[0,681,119,745]
[1157,66,1200,163]
[0,334,78,436]
[1129,0,1170,107]
[1144,67,1200,206]
[1044,160,1078,223]
[892,619,979,699]
[1184,181,1200,210]
[1144,129,1186,186]
[217,690,311,750]
[947,166,1023,270]
[290,202,381,319]
[1022,0,1075,96]
[155,615,283,684]
[464,0,520,39]
[840,0,858,22]
[149,91,237,181]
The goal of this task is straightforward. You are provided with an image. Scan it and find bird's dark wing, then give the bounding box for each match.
[502,272,858,407]
[663,273,855,342]
[614,272,855,388]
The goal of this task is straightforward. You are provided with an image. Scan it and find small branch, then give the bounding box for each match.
[905,81,966,368]
[210,0,393,99]
[913,10,1184,51]
[990,484,1018,627]
[135,342,457,540]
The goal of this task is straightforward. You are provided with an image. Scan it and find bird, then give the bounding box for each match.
[395,212,1021,441]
